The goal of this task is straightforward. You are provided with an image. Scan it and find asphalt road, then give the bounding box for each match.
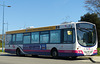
[0,53,99,64]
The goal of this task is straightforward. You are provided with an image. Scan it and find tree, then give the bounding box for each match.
[85,0,100,15]
[80,13,100,47]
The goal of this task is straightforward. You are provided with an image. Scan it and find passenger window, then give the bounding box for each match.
[50,30,60,43]
[6,34,12,44]
[16,34,23,44]
[31,32,39,43]
[12,34,16,44]
[40,31,49,43]
[23,33,31,44]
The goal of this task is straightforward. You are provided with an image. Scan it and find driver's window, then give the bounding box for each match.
[64,29,73,43]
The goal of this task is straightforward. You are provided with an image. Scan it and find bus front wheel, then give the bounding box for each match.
[51,49,58,58]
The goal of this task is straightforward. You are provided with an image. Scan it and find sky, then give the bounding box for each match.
[0,0,88,34]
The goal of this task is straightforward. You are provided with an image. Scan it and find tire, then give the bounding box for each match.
[16,49,21,56]
[51,49,58,58]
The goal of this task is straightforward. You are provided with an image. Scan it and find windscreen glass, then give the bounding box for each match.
[77,23,96,46]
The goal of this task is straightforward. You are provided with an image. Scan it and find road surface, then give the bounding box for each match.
[0,53,99,64]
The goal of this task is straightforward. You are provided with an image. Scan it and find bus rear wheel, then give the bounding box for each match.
[51,49,58,58]
[16,49,21,56]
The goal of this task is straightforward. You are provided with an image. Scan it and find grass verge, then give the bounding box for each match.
[0,50,2,52]
[0,50,5,52]
[97,48,100,56]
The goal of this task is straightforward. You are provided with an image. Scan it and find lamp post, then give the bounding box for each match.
[4,22,8,31]
[1,1,11,52]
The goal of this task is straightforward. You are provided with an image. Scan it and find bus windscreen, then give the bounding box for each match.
[76,23,96,46]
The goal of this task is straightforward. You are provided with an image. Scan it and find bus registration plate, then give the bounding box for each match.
[84,51,93,55]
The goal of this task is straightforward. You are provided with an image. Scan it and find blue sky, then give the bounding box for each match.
[0,0,87,33]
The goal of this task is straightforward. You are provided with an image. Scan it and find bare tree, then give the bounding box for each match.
[85,0,100,15]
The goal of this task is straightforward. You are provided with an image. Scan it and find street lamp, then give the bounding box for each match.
[1,1,11,52]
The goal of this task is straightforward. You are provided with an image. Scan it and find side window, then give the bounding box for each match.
[50,30,60,43]
[23,33,31,44]
[40,31,49,43]
[31,32,39,43]
[6,34,12,44]
[16,33,23,44]
[12,34,16,44]
[73,29,75,43]
[64,29,73,43]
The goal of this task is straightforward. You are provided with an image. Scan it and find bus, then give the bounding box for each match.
[5,22,98,58]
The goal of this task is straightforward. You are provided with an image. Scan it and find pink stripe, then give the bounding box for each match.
[58,50,83,53]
